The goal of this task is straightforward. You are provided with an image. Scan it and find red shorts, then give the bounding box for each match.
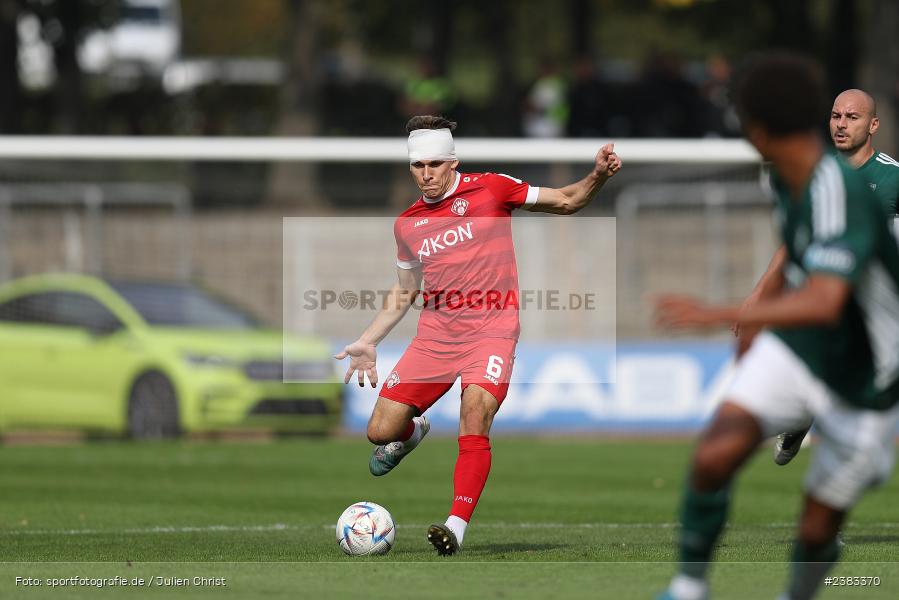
[379,337,517,414]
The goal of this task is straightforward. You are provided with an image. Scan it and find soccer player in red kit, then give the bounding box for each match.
[334,115,621,555]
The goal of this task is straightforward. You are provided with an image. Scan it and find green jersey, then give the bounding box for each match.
[771,153,899,410]
[856,150,899,217]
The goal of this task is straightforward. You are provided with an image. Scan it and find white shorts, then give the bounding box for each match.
[727,332,899,510]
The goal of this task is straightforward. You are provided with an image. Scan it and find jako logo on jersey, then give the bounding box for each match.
[451,198,469,216]
[805,244,855,273]
[869,183,878,191]
[413,218,429,227]
[386,371,401,389]
[454,495,473,504]
[483,374,499,385]
[417,222,473,259]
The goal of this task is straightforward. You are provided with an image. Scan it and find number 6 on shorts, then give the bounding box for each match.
[486,355,503,378]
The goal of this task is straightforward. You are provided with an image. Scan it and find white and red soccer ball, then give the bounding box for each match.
[336,501,395,556]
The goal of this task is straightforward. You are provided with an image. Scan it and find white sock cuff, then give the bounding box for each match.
[445,515,468,544]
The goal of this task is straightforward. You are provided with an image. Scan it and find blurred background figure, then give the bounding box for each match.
[699,54,740,138]
[566,54,608,138]
[522,58,568,138]
[638,50,703,138]
[400,57,455,119]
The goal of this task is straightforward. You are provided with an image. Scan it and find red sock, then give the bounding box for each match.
[450,435,492,522]
[399,420,415,442]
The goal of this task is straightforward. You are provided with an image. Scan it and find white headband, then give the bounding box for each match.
[407,128,456,164]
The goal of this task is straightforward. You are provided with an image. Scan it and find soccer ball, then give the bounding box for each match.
[336,501,396,556]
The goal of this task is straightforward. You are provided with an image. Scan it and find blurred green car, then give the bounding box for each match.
[0,274,343,438]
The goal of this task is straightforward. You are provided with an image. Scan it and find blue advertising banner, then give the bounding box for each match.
[340,341,735,433]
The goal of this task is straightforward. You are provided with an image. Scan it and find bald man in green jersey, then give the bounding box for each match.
[736,88,899,466]
[832,89,899,218]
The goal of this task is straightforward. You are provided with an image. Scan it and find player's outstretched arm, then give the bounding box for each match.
[655,273,851,331]
[334,266,422,387]
[529,143,622,215]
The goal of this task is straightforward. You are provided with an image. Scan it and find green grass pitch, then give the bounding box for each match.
[1,437,897,598]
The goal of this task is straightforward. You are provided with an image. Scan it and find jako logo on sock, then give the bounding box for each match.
[454,495,473,503]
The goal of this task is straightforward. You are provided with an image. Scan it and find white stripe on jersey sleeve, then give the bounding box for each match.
[811,157,846,239]
[524,186,540,207]
[397,259,421,270]
[811,167,828,237]
[826,158,846,234]
[876,152,899,167]
[496,173,523,184]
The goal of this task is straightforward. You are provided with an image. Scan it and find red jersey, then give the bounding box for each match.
[394,171,539,341]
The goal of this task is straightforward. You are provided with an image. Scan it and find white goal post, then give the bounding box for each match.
[0,136,760,164]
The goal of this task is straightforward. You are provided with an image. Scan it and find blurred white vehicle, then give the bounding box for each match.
[79,0,181,77]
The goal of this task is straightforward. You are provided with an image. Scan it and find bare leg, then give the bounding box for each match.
[691,401,764,491]
[366,396,416,445]
[459,384,499,436]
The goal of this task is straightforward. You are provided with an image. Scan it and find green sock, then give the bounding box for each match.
[786,538,840,600]
[678,484,731,579]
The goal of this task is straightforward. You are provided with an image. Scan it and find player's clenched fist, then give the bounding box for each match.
[595,143,621,179]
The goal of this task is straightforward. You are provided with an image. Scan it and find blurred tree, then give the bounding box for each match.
[181,0,285,56]
[863,0,899,154]
[422,1,451,77]
[22,0,119,133]
[268,0,326,205]
[825,0,858,96]
[571,0,592,58]
[484,0,518,135]
[766,0,817,50]
[0,0,21,133]
[654,0,864,92]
